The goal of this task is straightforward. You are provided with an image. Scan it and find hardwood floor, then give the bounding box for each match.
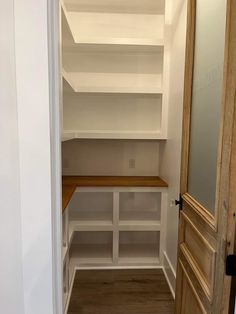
[68,269,174,314]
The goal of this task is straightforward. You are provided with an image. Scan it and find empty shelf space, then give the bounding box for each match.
[63,0,165,15]
[62,9,164,53]
[62,130,166,141]
[119,245,160,264]
[70,244,113,264]
[70,231,113,265]
[62,71,163,94]
[70,220,113,232]
[120,192,161,222]
[69,191,113,222]
[61,5,165,47]
[119,231,160,264]
[62,91,163,139]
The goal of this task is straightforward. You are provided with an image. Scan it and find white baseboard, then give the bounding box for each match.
[163,251,176,299]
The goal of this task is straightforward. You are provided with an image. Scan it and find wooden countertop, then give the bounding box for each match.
[62,176,168,213]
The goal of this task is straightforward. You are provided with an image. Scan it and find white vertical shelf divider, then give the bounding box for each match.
[159,190,168,265]
[113,192,120,264]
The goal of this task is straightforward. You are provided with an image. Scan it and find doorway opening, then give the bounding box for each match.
[55,0,235,313]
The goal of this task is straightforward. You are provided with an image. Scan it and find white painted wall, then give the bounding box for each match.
[0,2,24,313]
[62,139,160,176]
[14,0,56,313]
[160,0,187,291]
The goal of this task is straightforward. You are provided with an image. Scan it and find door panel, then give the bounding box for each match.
[180,261,207,314]
[180,212,216,299]
[175,0,236,313]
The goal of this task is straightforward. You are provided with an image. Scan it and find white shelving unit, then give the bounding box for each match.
[60,0,169,140]
[62,187,167,265]
[60,0,171,310]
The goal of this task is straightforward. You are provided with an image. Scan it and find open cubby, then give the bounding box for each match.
[70,231,113,265]
[119,231,160,264]
[119,192,161,223]
[69,191,113,228]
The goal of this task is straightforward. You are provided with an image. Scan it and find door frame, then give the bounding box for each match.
[176,0,236,313]
[47,0,63,313]
[47,0,236,312]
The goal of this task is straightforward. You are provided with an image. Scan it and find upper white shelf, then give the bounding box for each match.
[62,130,166,141]
[61,2,164,47]
[62,70,163,94]
[68,37,164,47]
[63,0,165,15]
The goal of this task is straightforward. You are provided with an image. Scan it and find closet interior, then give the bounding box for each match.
[60,0,185,311]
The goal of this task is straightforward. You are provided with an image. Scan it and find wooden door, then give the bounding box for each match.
[175,0,236,313]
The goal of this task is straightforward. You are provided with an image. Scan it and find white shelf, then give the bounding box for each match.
[119,221,161,231]
[67,37,164,47]
[70,244,113,265]
[62,130,166,141]
[70,220,113,232]
[61,5,164,47]
[62,70,163,94]
[119,244,160,264]
[63,0,165,15]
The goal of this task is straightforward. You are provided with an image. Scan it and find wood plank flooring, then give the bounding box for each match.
[68,269,174,314]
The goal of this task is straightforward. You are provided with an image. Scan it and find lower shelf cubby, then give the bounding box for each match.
[69,191,113,225]
[119,192,161,231]
[69,231,113,270]
[119,231,160,265]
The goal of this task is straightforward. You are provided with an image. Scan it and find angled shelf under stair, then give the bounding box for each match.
[61,0,165,47]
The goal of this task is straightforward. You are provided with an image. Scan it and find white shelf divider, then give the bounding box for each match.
[113,192,119,264]
[119,221,161,231]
